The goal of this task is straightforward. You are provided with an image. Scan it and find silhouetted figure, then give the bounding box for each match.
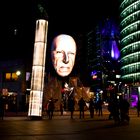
[108,99,114,120]
[119,98,130,123]
[88,98,94,118]
[48,98,55,119]
[78,97,86,119]
[68,96,75,119]
[97,99,103,116]
[111,99,120,124]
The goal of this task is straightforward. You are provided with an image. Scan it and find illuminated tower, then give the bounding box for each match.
[28,19,48,118]
[86,18,120,95]
[120,0,140,85]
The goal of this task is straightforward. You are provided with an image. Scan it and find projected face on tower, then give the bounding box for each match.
[51,34,77,77]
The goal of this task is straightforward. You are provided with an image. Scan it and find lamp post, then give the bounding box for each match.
[16,70,21,76]
[16,70,22,113]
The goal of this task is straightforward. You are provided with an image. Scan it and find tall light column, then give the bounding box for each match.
[28,19,48,118]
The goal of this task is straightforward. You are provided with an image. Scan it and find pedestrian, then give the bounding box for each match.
[78,97,86,119]
[97,98,103,116]
[119,97,130,123]
[68,96,75,119]
[111,98,120,124]
[108,99,114,120]
[88,98,94,118]
[47,98,55,119]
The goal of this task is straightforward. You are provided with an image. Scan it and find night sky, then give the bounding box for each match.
[0,0,120,61]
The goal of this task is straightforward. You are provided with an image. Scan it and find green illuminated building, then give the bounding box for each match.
[120,0,140,85]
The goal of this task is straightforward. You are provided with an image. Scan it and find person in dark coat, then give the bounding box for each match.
[109,99,120,123]
[88,98,95,118]
[47,98,55,119]
[119,98,130,122]
[78,97,86,119]
[68,96,75,119]
[97,98,103,116]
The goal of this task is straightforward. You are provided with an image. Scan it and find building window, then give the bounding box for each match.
[4,72,18,81]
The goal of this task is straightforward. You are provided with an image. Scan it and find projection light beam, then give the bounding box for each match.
[28,19,48,118]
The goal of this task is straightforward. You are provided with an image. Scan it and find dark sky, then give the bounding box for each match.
[0,0,119,61]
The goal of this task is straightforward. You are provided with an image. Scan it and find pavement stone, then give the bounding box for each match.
[0,108,139,140]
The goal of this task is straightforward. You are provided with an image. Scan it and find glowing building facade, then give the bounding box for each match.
[120,0,140,85]
[120,0,140,106]
[86,19,120,97]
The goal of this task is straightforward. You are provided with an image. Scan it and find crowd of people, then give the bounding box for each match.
[44,96,105,120]
[108,97,130,124]
[1,93,139,124]
[42,95,140,126]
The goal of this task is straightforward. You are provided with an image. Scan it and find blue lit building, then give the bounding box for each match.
[86,18,120,98]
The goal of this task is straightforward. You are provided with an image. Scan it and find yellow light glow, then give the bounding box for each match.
[16,71,21,76]
[12,73,18,80]
[6,73,11,80]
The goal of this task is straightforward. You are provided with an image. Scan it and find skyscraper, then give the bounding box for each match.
[120,0,140,85]
[86,18,120,98]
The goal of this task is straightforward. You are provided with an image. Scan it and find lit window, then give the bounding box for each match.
[12,73,18,80]
[6,73,11,80]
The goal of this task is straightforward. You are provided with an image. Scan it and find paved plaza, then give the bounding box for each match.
[0,109,140,140]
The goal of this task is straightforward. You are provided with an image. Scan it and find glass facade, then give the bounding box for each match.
[86,19,120,93]
[120,0,140,84]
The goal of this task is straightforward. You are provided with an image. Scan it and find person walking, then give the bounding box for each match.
[60,101,64,116]
[97,98,103,116]
[47,98,55,119]
[119,97,130,123]
[68,96,75,119]
[78,97,86,119]
[88,98,95,118]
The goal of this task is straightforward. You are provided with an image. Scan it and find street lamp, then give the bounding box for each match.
[16,70,21,76]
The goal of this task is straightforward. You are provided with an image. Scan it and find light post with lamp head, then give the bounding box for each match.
[16,70,21,113]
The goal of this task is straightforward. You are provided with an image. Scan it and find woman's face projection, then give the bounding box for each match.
[51,34,77,77]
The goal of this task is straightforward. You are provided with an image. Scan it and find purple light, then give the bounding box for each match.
[111,40,120,60]
[131,95,138,107]
[91,70,97,76]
